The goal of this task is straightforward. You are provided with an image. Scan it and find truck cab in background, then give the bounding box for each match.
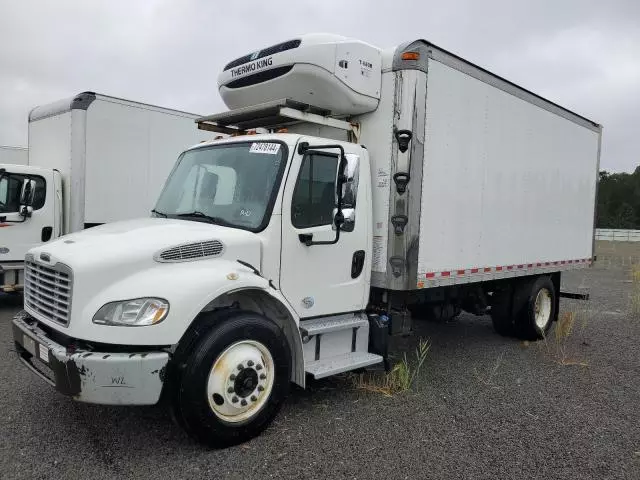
[0,165,61,292]
[1,92,216,294]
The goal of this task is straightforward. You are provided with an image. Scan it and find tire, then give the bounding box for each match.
[490,287,516,336]
[514,276,557,340]
[169,310,291,447]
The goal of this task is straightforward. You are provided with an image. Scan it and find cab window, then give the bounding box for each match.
[291,153,338,228]
[0,173,46,213]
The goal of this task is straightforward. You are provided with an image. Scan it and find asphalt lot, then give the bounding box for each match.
[1,242,638,479]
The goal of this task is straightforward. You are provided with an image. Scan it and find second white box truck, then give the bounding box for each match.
[12,34,600,447]
[0,93,213,292]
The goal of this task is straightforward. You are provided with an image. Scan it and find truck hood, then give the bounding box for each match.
[28,218,262,276]
[24,218,267,344]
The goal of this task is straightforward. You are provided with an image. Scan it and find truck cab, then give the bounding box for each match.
[13,130,379,447]
[0,165,62,292]
[154,134,371,318]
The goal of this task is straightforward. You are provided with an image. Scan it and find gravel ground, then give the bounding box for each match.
[0,243,638,479]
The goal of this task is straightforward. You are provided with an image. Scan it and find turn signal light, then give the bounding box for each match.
[402,52,420,61]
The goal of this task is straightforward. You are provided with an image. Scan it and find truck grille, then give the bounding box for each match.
[156,240,224,263]
[23,256,72,326]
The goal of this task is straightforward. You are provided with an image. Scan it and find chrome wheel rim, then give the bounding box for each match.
[534,288,552,330]
[206,340,275,423]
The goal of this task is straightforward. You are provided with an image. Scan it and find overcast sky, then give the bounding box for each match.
[1,0,638,172]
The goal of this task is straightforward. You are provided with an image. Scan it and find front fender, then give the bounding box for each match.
[68,259,290,346]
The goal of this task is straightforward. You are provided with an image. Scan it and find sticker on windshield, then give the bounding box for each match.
[249,142,280,155]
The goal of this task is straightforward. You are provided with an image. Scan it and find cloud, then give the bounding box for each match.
[0,0,637,171]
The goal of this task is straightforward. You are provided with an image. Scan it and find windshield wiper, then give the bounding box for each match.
[151,209,167,217]
[176,211,231,226]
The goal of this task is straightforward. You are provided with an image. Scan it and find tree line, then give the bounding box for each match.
[597,169,640,229]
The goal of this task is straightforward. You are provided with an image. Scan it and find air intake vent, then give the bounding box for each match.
[223,39,301,71]
[156,240,224,263]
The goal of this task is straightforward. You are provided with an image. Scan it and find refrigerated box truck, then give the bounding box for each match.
[12,34,601,446]
[0,145,28,165]
[0,92,213,292]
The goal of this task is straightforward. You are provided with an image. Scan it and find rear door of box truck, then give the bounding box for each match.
[417,58,600,286]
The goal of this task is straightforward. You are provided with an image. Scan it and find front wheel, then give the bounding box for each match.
[171,311,291,447]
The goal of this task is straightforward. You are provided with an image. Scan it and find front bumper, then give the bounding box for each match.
[0,262,24,292]
[12,311,169,405]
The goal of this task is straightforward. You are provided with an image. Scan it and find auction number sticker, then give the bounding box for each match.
[250,142,280,155]
[39,344,49,363]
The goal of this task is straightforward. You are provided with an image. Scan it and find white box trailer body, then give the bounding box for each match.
[28,92,214,232]
[218,36,600,291]
[11,35,601,447]
[0,145,28,165]
[1,92,213,291]
[358,41,601,291]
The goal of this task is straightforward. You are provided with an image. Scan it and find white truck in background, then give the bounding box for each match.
[0,145,28,165]
[0,93,213,292]
[12,34,601,447]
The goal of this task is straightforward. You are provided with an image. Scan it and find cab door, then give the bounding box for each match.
[0,168,56,262]
[279,138,371,318]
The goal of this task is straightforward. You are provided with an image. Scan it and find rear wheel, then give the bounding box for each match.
[170,310,291,447]
[490,287,515,336]
[514,276,557,340]
[491,275,557,340]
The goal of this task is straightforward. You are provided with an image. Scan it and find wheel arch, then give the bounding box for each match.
[189,288,305,388]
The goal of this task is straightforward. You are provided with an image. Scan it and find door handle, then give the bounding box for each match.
[351,250,365,278]
[41,226,53,242]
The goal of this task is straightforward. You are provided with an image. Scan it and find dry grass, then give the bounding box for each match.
[351,338,430,396]
[473,351,505,389]
[539,310,588,366]
[595,240,640,270]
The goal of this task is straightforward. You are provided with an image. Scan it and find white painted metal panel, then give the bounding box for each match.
[84,99,212,224]
[357,71,396,274]
[28,112,73,233]
[418,60,599,276]
[0,146,28,165]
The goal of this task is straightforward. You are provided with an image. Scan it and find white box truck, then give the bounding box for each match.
[12,34,601,447]
[0,92,213,292]
[0,145,28,165]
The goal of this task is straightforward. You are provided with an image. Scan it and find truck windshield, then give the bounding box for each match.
[154,141,287,231]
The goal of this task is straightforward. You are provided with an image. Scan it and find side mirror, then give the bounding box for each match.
[333,207,355,232]
[339,154,360,209]
[297,143,358,246]
[19,206,33,218]
[333,154,359,232]
[20,178,36,207]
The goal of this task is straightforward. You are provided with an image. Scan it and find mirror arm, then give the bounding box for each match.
[297,143,348,247]
[0,211,29,223]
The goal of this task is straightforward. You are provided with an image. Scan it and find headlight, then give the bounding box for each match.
[92,298,169,326]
